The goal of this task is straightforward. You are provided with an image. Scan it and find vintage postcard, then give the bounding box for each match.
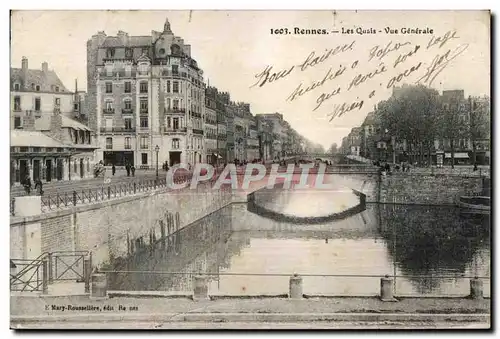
[9,10,491,329]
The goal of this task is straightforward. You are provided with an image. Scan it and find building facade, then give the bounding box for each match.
[87,19,206,168]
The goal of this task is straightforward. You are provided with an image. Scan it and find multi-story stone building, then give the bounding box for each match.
[204,87,218,164]
[256,116,273,161]
[246,115,260,161]
[11,58,77,127]
[10,58,97,185]
[256,113,287,160]
[87,18,206,168]
[216,93,227,163]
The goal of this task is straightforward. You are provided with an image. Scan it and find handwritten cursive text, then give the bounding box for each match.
[416,43,469,86]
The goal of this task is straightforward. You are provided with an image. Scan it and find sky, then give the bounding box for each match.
[10,10,490,149]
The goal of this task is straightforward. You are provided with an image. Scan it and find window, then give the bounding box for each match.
[172,138,180,149]
[140,136,149,149]
[55,98,60,106]
[173,117,179,130]
[140,98,148,113]
[74,103,79,111]
[172,65,179,75]
[14,83,20,91]
[35,98,41,111]
[106,48,115,58]
[36,85,40,92]
[13,96,21,111]
[105,101,113,110]
[55,86,59,92]
[14,116,21,129]
[124,82,131,93]
[141,153,148,165]
[105,118,113,130]
[167,117,171,128]
[106,137,113,149]
[31,83,35,90]
[106,82,112,93]
[173,81,179,93]
[125,137,131,149]
[173,99,179,110]
[125,48,133,58]
[140,117,148,128]
[124,118,132,130]
[124,99,132,110]
[140,82,148,93]
[166,98,171,110]
[166,81,170,93]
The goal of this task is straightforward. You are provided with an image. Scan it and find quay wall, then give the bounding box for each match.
[378,174,484,205]
[10,187,234,268]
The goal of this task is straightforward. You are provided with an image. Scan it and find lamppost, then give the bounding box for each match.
[155,145,159,180]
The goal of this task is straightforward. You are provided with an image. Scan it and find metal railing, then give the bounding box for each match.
[10,250,92,294]
[39,175,193,212]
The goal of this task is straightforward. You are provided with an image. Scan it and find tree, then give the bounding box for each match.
[468,96,490,165]
[378,85,440,165]
[328,143,338,154]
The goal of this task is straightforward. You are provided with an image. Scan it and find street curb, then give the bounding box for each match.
[10,312,491,324]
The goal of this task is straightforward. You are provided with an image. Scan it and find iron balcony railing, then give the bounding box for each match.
[193,128,204,135]
[122,108,134,114]
[103,108,115,114]
[164,127,187,133]
[100,127,136,133]
[165,108,186,114]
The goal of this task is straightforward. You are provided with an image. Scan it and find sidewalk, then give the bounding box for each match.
[10,295,490,329]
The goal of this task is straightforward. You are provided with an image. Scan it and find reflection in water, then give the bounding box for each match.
[110,190,490,297]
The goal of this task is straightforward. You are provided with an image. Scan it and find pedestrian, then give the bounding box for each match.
[112,164,116,176]
[34,178,44,196]
[125,163,130,177]
[131,165,136,177]
[165,163,169,172]
[473,163,478,171]
[402,163,406,172]
[22,174,31,195]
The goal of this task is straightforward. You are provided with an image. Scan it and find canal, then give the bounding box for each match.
[109,185,490,297]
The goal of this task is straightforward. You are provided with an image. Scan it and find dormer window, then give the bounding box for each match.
[170,44,181,56]
[55,86,59,92]
[13,83,20,91]
[31,83,35,90]
[36,85,40,92]
[158,48,166,55]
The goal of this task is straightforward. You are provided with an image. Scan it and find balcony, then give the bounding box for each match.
[103,108,115,114]
[164,127,187,134]
[122,108,134,114]
[193,129,204,135]
[192,112,202,119]
[13,106,22,112]
[140,108,149,115]
[100,127,136,134]
[165,108,186,114]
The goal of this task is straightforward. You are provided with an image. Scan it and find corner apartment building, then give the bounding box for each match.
[87,19,206,168]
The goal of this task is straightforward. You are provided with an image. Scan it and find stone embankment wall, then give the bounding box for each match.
[10,187,233,268]
[378,174,484,205]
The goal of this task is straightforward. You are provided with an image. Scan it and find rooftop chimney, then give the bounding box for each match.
[21,57,28,88]
[42,62,48,73]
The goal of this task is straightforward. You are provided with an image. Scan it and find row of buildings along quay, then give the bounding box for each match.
[10,19,322,185]
[340,86,491,166]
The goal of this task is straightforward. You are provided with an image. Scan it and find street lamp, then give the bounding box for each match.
[155,145,160,180]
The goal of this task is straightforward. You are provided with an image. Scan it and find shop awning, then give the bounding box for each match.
[445,152,469,159]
